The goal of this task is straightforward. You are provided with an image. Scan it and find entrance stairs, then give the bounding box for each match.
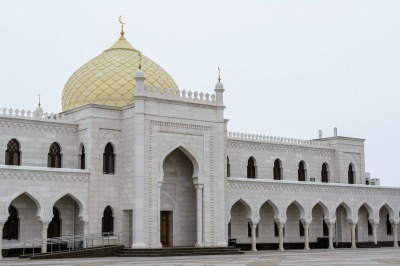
[356,242,381,248]
[114,246,244,257]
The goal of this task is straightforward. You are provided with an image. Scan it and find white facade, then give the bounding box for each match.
[1,33,400,258]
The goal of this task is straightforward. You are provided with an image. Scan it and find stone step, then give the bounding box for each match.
[114,246,244,257]
[356,242,381,248]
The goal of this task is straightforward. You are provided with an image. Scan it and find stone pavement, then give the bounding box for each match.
[1,248,400,266]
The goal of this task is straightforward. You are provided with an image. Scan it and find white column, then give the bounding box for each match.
[156,182,162,248]
[392,223,398,247]
[304,223,310,250]
[0,222,4,259]
[41,221,50,253]
[82,222,88,248]
[251,222,258,251]
[372,223,378,244]
[131,69,146,248]
[328,223,335,249]
[351,224,357,248]
[278,223,285,251]
[195,184,204,247]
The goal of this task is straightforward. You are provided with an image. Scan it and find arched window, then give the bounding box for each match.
[79,144,85,170]
[102,206,114,235]
[48,142,62,168]
[103,143,115,174]
[321,163,329,183]
[247,157,256,179]
[48,207,61,238]
[227,156,230,177]
[3,206,19,240]
[387,214,392,235]
[298,161,306,181]
[5,139,21,165]
[273,159,282,180]
[348,164,355,184]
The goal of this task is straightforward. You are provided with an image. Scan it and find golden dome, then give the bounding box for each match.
[62,37,178,111]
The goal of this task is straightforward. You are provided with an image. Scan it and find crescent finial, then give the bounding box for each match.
[119,16,125,25]
[118,16,126,40]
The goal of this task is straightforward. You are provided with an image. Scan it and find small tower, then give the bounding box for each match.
[135,68,146,96]
[214,67,224,106]
[33,94,44,118]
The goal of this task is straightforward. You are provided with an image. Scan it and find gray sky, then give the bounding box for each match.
[1,0,399,186]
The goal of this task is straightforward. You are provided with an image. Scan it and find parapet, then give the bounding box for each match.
[227,131,331,148]
[0,108,73,123]
[144,86,217,106]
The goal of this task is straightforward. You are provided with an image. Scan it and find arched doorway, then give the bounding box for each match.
[48,207,61,238]
[229,200,251,245]
[4,193,41,242]
[335,203,351,245]
[286,202,305,246]
[52,195,83,238]
[160,148,196,247]
[258,200,278,244]
[311,203,330,244]
[357,205,371,243]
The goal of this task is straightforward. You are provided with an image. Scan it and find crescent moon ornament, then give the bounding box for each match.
[118,16,126,40]
[119,16,125,25]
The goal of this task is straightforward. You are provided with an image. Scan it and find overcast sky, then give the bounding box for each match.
[0,1,399,186]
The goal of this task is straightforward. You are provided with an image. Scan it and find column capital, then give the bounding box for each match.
[301,221,311,227]
[41,220,51,228]
[369,219,380,226]
[157,182,163,188]
[275,218,286,227]
[250,222,258,229]
[194,184,204,190]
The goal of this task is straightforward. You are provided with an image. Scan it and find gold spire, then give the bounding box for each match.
[139,52,142,69]
[218,67,221,82]
[119,16,126,40]
[38,93,41,107]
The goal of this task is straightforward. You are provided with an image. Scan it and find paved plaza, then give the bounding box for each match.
[1,248,400,266]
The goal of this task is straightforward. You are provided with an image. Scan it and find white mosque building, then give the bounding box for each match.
[1,23,400,258]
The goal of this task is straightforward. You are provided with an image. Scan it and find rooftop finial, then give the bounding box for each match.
[139,52,142,69]
[218,67,221,82]
[119,16,126,40]
[38,93,41,107]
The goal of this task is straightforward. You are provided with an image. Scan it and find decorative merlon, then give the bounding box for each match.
[227,131,330,147]
[144,86,217,105]
[0,108,71,123]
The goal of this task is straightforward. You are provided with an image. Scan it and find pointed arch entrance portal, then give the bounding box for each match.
[160,148,200,247]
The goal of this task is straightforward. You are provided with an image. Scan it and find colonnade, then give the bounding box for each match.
[229,200,400,251]
[244,219,399,251]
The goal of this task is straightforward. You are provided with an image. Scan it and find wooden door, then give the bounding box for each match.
[161,211,171,247]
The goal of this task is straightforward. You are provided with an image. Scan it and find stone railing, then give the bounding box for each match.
[0,165,90,183]
[227,131,330,147]
[144,86,217,105]
[0,108,71,122]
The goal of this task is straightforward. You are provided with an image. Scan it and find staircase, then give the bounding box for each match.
[114,246,244,257]
[356,242,381,248]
